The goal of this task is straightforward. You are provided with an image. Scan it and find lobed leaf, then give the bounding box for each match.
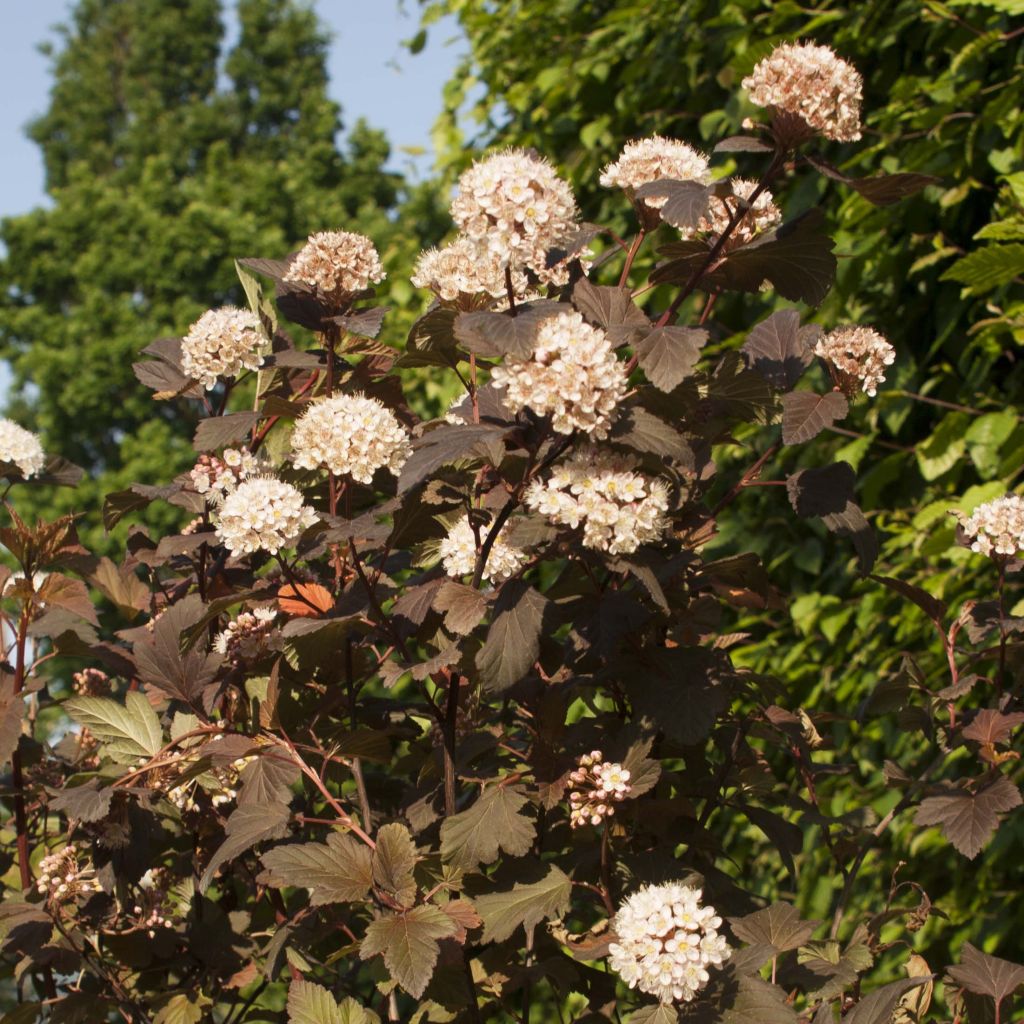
[440,785,536,869]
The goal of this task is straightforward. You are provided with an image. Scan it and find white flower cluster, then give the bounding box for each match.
[36,845,101,903]
[742,42,864,143]
[679,178,781,246]
[491,311,628,437]
[72,668,109,696]
[131,871,176,938]
[284,230,385,305]
[0,418,45,478]
[190,448,266,501]
[214,607,277,663]
[290,392,411,484]
[814,326,895,397]
[439,518,529,584]
[567,750,632,828]
[600,136,710,210]
[167,759,250,813]
[525,448,670,555]
[957,495,1024,558]
[411,235,529,305]
[609,882,732,1004]
[451,148,580,276]
[215,476,317,556]
[181,307,265,390]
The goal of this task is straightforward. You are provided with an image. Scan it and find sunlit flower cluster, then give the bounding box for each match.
[290,392,411,484]
[956,495,1024,559]
[36,845,101,904]
[609,883,732,1004]
[190,448,266,501]
[130,870,177,938]
[491,311,628,437]
[567,750,632,828]
[439,517,529,584]
[181,307,265,390]
[72,668,109,696]
[680,178,781,246]
[0,418,45,478]
[215,476,317,556]
[600,136,710,209]
[411,236,528,305]
[525,447,671,555]
[742,41,863,143]
[451,148,580,275]
[814,326,895,397]
[214,607,277,663]
[283,230,385,305]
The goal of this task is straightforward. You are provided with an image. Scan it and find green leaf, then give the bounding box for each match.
[915,776,1022,859]
[154,994,207,1024]
[916,412,969,481]
[262,831,374,904]
[440,785,536,869]
[475,864,572,943]
[947,942,1024,1005]
[941,243,1024,293]
[360,904,459,999]
[372,822,418,906]
[635,326,708,392]
[476,581,550,693]
[729,902,819,952]
[64,691,162,765]
[287,980,344,1024]
[781,391,848,445]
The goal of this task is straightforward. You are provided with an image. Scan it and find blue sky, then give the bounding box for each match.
[0,1,467,219]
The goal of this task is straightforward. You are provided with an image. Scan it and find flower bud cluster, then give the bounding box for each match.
[491,311,628,437]
[36,845,101,903]
[742,41,863,143]
[600,136,710,210]
[290,392,411,484]
[439,518,530,584]
[814,326,895,397]
[181,307,265,389]
[72,668,109,696]
[451,148,581,276]
[213,607,277,663]
[0,418,45,478]
[609,882,732,1004]
[525,448,670,555]
[284,230,385,305]
[190,448,266,501]
[412,236,528,306]
[567,750,632,828]
[956,495,1024,559]
[215,476,317,556]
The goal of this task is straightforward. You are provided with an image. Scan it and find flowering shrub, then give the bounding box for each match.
[1,41,1022,1024]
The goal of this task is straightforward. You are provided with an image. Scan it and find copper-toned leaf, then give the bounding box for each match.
[915,776,1022,859]
[277,582,334,618]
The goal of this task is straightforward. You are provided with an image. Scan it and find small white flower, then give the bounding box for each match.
[742,41,863,143]
[956,495,1024,558]
[438,518,529,584]
[215,476,317,556]
[0,418,45,478]
[567,750,632,828]
[412,236,528,305]
[181,307,265,390]
[290,392,411,485]
[814,326,895,397]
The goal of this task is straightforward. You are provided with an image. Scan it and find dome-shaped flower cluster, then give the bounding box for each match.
[214,607,277,664]
[36,845,101,903]
[742,42,863,143]
[72,668,109,696]
[451,148,581,274]
[567,750,632,828]
[814,326,895,397]
[491,311,628,437]
[439,517,529,584]
[956,495,1024,558]
[609,882,732,1004]
[215,476,317,556]
[290,392,411,484]
[411,236,529,305]
[191,448,266,502]
[678,179,781,246]
[600,136,711,210]
[283,230,385,306]
[525,448,670,555]
[0,418,45,478]
[181,307,265,390]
